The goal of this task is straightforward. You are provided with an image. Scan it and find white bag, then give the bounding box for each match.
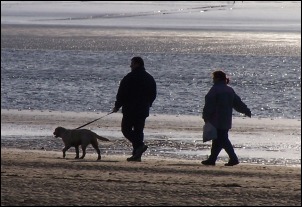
[203,122,217,143]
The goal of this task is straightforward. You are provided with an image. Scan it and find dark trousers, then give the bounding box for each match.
[208,129,238,161]
[121,115,146,155]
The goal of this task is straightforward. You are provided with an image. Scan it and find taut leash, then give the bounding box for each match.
[75,111,114,129]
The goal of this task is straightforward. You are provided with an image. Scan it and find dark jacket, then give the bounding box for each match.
[202,81,251,129]
[115,67,157,118]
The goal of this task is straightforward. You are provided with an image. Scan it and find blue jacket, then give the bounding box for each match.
[115,67,157,118]
[202,81,251,129]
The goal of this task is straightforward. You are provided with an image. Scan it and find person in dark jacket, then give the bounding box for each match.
[201,71,251,166]
[112,57,157,162]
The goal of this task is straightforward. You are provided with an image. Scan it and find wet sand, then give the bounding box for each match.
[1,148,301,206]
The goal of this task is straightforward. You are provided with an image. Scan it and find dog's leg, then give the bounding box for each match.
[80,145,87,159]
[62,146,70,158]
[91,140,101,160]
[91,141,101,160]
[75,146,80,159]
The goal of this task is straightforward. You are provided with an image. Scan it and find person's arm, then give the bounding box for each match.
[113,77,126,112]
[202,88,216,122]
[233,93,251,117]
[149,76,157,107]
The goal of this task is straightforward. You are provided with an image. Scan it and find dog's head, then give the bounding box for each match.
[53,127,66,138]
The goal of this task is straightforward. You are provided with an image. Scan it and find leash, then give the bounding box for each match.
[75,111,114,129]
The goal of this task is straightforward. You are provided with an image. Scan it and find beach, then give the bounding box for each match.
[1,148,301,206]
[1,109,301,205]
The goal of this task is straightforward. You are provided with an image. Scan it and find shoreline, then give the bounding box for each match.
[1,108,301,133]
[1,109,301,167]
[1,148,301,206]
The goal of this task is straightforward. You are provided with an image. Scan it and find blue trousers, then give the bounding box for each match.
[121,115,146,155]
[208,129,238,161]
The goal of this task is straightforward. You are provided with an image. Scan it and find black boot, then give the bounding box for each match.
[201,159,216,166]
[224,159,239,166]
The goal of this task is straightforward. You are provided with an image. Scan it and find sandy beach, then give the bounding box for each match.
[1,148,301,206]
[1,109,301,205]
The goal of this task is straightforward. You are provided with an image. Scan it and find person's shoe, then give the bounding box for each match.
[201,159,216,166]
[126,156,141,162]
[134,144,148,157]
[224,160,239,166]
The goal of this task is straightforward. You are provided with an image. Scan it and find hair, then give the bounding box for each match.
[131,56,144,67]
[212,70,229,84]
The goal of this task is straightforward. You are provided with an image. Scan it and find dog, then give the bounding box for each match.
[53,127,110,160]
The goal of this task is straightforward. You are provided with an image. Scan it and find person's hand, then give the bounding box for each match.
[245,110,251,118]
[112,107,118,113]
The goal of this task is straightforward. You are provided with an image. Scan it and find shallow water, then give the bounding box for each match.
[1,123,300,167]
[1,48,301,119]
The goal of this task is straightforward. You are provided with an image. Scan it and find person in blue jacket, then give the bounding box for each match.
[113,57,157,162]
[202,70,251,166]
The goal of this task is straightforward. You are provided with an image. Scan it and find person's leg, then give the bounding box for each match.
[130,117,148,158]
[208,138,223,162]
[219,129,238,162]
[132,117,146,149]
[202,129,238,165]
[202,131,223,165]
[122,115,147,161]
[121,115,136,155]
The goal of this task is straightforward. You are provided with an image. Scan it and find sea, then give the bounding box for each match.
[1,1,301,166]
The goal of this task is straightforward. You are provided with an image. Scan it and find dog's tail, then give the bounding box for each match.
[96,135,110,142]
